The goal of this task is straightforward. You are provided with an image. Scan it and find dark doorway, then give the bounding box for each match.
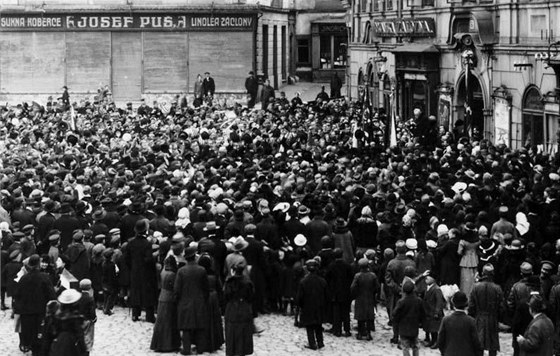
[457,73,484,137]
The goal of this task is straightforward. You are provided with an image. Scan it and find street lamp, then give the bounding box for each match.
[462,49,476,137]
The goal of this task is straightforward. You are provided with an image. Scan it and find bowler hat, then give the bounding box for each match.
[134,219,150,234]
[452,291,468,309]
[184,245,197,259]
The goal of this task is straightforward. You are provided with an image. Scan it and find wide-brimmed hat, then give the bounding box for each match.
[128,201,144,214]
[184,245,197,259]
[405,238,418,250]
[294,234,307,247]
[298,205,310,216]
[232,236,249,251]
[92,209,106,221]
[58,288,82,305]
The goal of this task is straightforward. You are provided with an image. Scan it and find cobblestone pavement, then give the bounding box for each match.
[0,298,513,356]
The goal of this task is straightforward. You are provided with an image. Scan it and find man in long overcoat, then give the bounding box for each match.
[423,271,445,348]
[468,264,504,356]
[326,248,354,337]
[125,219,158,322]
[174,246,209,355]
[351,258,380,340]
[14,254,56,355]
[297,259,327,350]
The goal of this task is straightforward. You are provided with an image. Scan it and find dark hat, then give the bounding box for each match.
[128,201,144,214]
[92,209,106,221]
[452,291,468,309]
[75,200,87,213]
[402,280,415,294]
[44,200,56,213]
[72,230,84,241]
[59,203,72,214]
[102,248,114,258]
[335,217,347,228]
[233,209,244,221]
[184,245,197,259]
[27,254,40,268]
[48,234,60,242]
[134,219,150,234]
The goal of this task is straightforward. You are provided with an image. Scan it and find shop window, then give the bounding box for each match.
[320,34,348,69]
[297,37,310,64]
[522,87,544,147]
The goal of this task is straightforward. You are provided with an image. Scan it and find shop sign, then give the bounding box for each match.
[0,13,256,31]
[373,18,435,38]
[318,24,347,33]
[494,97,511,146]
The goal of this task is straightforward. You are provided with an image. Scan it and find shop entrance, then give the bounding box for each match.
[456,73,485,137]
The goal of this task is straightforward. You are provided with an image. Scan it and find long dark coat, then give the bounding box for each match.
[119,213,145,242]
[296,272,327,326]
[65,242,90,281]
[13,269,56,315]
[468,279,503,351]
[326,259,354,303]
[437,311,483,356]
[53,215,82,251]
[173,260,209,330]
[125,235,158,308]
[423,284,445,333]
[437,238,461,285]
[351,271,379,321]
[518,313,555,356]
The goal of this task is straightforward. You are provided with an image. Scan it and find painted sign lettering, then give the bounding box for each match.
[0,13,255,31]
[373,18,436,37]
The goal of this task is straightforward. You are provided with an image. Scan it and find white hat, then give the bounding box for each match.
[273,202,290,213]
[426,240,437,249]
[451,182,467,194]
[58,288,82,305]
[516,221,530,236]
[405,238,418,250]
[437,224,449,237]
[294,234,307,247]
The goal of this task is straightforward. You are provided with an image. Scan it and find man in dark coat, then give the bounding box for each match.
[437,227,461,286]
[422,271,445,348]
[245,71,258,108]
[306,210,332,256]
[65,230,91,281]
[438,291,483,356]
[261,79,275,109]
[297,259,327,350]
[13,254,56,355]
[517,294,555,356]
[468,264,503,356]
[508,262,534,356]
[202,72,216,99]
[36,200,57,254]
[385,240,416,344]
[125,219,158,323]
[243,224,268,316]
[53,203,82,251]
[392,280,425,355]
[119,202,145,243]
[325,248,354,337]
[174,246,209,355]
[330,72,342,99]
[11,198,35,228]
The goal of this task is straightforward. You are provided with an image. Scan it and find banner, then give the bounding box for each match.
[494,97,510,146]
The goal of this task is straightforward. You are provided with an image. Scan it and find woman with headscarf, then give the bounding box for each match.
[150,256,181,352]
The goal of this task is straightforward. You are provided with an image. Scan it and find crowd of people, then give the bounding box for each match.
[0,83,559,356]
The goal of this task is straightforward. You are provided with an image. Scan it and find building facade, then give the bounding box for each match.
[0,0,293,104]
[345,0,560,153]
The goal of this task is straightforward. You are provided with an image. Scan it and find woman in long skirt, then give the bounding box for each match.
[224,262,254,356]
[198,253,224,353]
[150,257,181,352]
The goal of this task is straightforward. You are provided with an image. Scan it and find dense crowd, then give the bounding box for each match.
[0,87,560,356]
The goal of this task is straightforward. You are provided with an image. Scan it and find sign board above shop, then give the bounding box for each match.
[0,13,256,31]
[373,18,435,38]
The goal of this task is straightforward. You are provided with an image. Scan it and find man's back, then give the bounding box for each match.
[438,311,482,356]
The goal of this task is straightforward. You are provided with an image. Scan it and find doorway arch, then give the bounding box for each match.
[455,70,488,138]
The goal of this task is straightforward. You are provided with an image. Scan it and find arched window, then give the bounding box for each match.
[358,67,364,86]
[522,87,544,147]
[362,21,371,44]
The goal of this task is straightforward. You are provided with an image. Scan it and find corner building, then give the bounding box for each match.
[0,0,294,104]
[345,0,560,152]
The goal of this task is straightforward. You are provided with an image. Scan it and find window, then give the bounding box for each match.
[386,0,393,11]
[297,37,310,64]
[422,0,434,6]
[320,35,332,69]
[363,21,371,44]
[361,0,368,12]
[522,87,544,147]
[319,34,347,69]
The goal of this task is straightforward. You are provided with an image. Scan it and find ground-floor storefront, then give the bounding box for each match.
[0,10,258,103]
